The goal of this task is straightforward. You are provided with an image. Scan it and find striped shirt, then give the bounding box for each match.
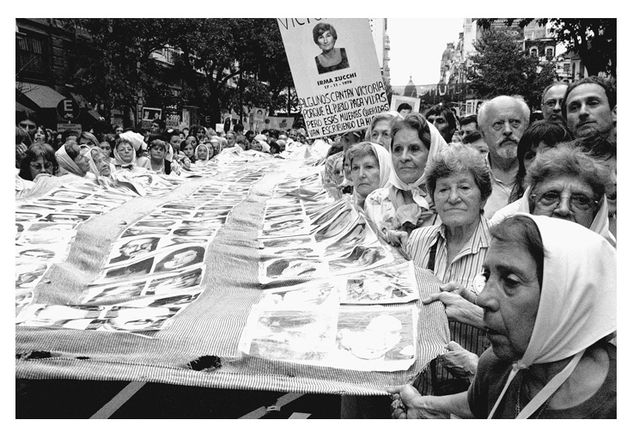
[405,216,492,395]
[405,215,491,290]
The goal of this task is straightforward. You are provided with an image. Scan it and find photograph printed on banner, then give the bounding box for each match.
[259,216,310,238]
[107,235,162,265]
[16,204,55,213]
[16,245,65,264]
[17,222,77,246]
[340,262,419,305]
[15,262,48,290]
[149,209,193,219]
[103,257,154,281]
[313,205,359,242]
[145,266,204,295]
[60,207,105,216]
[322,220,378,257]
[161,202,199,210]
[153,245,205,273]
[34,199,75,208]
[308,198,348,229]
[82,280,148,305]
[48,189,92,200]
[171,227,218,238]
[121,291,201,308]
[134,219,178,228]
[332,305,417,372]
[328,244,393,274]
[16,211,44,222]
[239,308,338,363]
[259,257,327,285]
[257,280,338,308]
[40,212,93,224]
[121,226,171,238]
[260,244,322,260]
[258,235,315,250]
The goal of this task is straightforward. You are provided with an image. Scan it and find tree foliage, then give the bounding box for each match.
[477,18,616,77]
[68,18,295,126]
[467,29,556,108]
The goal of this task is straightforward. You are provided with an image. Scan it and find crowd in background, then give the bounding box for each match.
[15,74,617,419]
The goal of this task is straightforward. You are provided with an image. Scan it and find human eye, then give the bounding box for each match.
[568,102,580,112]
[524,150,536,161]
[510,120,521,128]
[540,191,560,204]
[545,99,556,108]
[393,145,403,154]
[571,194,592,209]
[492,121,503,130]
[351,164,359,172]
[503,274,521,290]
[459,184,472,192]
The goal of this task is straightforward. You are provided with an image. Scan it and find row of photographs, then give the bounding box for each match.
[238,303,417,372]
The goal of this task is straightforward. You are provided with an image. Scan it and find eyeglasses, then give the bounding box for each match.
[530,191,599,211]
[29,161,54,170]
[19,123,36,129]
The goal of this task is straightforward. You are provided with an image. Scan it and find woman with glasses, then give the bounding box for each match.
[404,144,493,395]
[17,143,58,195]
[364,113,447,247]
[491,144,614,246]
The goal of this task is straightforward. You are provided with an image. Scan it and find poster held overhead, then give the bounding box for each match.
[278,18,389,139]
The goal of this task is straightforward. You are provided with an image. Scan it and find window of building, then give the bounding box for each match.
[545,47,554,59]
[529,47,538,57]
[563,63,570,74]
[16,33,48,77]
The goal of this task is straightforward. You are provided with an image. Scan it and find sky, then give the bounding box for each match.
[387,18,465,86]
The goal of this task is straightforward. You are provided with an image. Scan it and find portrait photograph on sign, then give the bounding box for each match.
[277,18,389,139]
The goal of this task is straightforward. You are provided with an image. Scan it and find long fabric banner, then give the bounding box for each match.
[15,148,449,394]
[277,18,390,139]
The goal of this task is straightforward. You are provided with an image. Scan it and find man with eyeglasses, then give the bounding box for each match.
[540,82,568,124]
[477,95,530,218]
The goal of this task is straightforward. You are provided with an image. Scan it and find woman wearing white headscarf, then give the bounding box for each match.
[87,146,116,181]
[55,140,90,177]
[364,113,447,246]
[194,143,212,164]
[490,144,615,247]
[346,141,392,210]
[390,214,616,419]
[113,132,148,170]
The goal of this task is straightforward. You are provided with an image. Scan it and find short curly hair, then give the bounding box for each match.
[526,143,610,200]
[313,22,337,44]
[424,144,492,205]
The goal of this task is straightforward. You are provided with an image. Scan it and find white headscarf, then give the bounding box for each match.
[118,131,146,152]
[194,144,211,163]
[113,141,137,169]
[55,143,85,176]
[352,142,392,208]
[489,213,616,418]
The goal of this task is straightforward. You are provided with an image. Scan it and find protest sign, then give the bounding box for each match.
[277,18,389,139]
[390,95,420,114]
[266,116,295,130]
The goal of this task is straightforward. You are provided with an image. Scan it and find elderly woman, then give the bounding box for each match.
[55,140,90,177]
[491,144,614,246]
[364,112,397,149]
[194,143,212,163]
[365,113,448,246]
[87,146,116,179]
[509,120,571,202]
[404,144,492,393]
[312,22,349,74]
[347,141,392,209]
[391,214,616,418]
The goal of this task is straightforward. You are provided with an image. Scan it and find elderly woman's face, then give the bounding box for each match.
[479,238,541,361]
[91,149,111,176]
[370,120,392,149]
[434,171,484,228]
[196,147,209,160]
[317,29,336,52]
[74,147,90,174]
[391,127,429,184]
[117,142,134,163]
[351,154,381,199]
[530,175,598,229]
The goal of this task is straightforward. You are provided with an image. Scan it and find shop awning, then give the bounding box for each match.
[16,82,66,109]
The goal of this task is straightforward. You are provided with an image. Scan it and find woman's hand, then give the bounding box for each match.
[422,283,485,328]
[387,385,451,419]
[438,341,478,381]
[385,229,408,247]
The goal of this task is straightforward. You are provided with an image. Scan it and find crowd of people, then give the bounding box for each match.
[15,74,616,419]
